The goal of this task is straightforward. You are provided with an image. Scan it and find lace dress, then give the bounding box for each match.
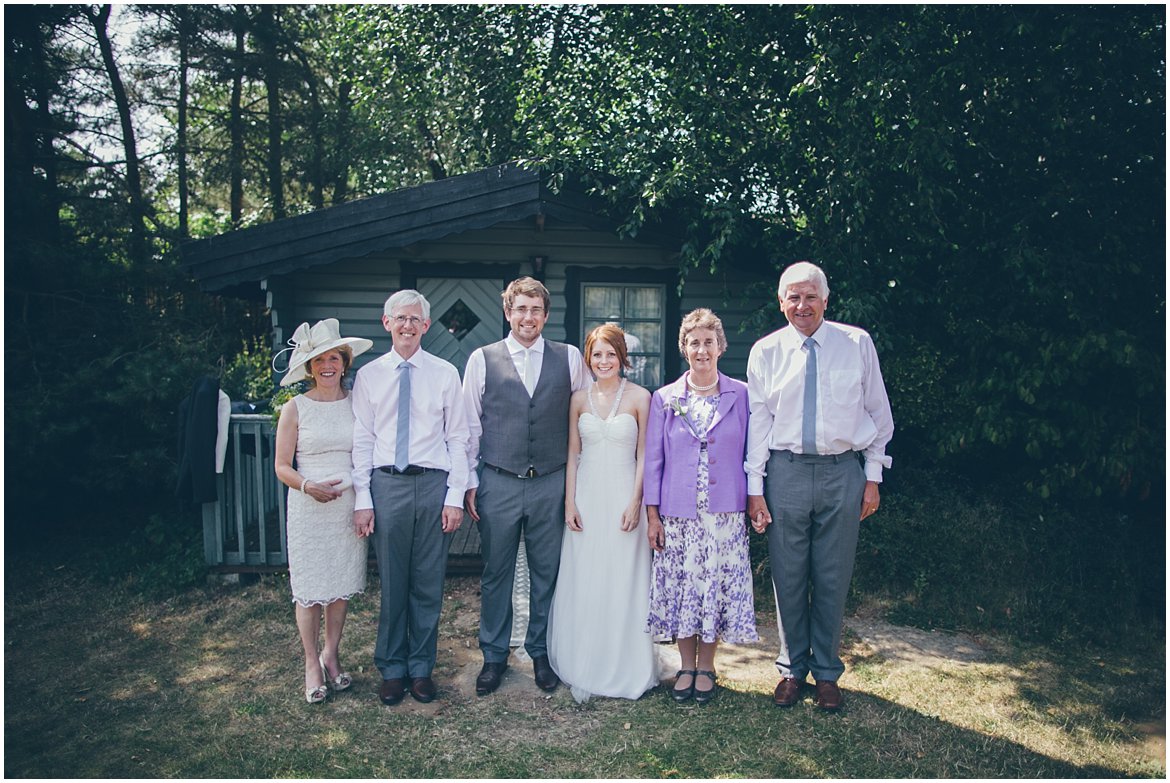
[285,394,367,606]
[646,393,759,644]
[548,381,659,702]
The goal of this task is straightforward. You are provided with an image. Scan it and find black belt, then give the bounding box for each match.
[774,449,859,464]
[483,464,554,479]
[378,465,440,475]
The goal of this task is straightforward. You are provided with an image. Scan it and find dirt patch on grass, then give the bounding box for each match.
[845,617,990,668]
[426,575,989,703]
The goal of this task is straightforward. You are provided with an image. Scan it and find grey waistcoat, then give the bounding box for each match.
[480,340,572,475]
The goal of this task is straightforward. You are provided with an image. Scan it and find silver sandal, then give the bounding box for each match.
[320,653,353,692]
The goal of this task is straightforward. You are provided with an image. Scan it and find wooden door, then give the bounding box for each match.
[418,277,505,377]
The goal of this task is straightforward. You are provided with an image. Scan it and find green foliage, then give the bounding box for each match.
[847,467,1161,642]
[220,336,277,404]
[269,384,301,423]
[4,237,266,536]
[505,5,1165,504]
[90,514,207,599]
[750,465,1162,643]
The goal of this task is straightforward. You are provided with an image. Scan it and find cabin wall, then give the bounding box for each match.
[266,220,776,385]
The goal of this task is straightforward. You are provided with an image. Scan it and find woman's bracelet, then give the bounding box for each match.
[300,477,310,493]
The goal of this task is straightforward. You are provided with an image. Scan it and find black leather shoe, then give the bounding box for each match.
[410,676,437,703]
[693,670,718,705]
[532,655,559,692]
[379,677,405,706]
[671,669,696,703]
[476,662,508,696]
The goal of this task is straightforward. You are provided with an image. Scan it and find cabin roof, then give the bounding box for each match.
[182,162,664,291]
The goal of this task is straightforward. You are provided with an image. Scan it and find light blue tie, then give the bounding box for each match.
[802,337,818,455]
[395,362,412,470]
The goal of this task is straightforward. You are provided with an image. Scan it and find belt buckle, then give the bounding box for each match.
[523,467,537,479]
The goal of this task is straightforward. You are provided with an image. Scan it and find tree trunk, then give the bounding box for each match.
[258,5,284,220]
[417,118,447,181]
[289,44,324,209]
[229,5,246,227]
[331,78,351,204]
[88,4,149,263]
[176,6,190,239]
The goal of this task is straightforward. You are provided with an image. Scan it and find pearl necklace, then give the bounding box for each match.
[687,374,718,393]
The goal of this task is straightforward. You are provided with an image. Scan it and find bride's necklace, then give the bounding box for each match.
[687,373,718,393]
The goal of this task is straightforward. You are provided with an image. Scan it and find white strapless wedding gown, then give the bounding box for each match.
[548,393,658,702]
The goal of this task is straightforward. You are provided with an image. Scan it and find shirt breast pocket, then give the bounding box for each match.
[827,369,862,409]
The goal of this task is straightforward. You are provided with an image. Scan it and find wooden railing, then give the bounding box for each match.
[202,414,484,572]
[202,415,286,568]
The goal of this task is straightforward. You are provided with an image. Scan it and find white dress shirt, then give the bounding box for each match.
[745,320,894,494]
[351,347,470,510]
[462,334,590,489]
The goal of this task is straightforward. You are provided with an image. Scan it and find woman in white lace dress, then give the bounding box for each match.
[274,319,372,703]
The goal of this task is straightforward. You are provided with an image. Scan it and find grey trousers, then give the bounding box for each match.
[764,449,865,682]
[369,469,451,680]
[476,466,566,663]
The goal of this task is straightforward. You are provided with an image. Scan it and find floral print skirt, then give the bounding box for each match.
[647,455,759,645]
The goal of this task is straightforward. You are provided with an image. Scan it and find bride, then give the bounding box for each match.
[547,323,658,702]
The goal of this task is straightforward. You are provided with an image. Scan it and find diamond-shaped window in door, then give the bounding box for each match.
[439,299,481,340]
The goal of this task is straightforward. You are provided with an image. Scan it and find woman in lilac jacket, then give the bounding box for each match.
[644,308,759,705]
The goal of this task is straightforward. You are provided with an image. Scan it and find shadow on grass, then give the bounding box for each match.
[4,559,1164,778]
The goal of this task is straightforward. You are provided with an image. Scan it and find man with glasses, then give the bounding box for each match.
[462,277,589,695]
[352,289,470,706]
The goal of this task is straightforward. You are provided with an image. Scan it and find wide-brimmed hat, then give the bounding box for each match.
[273,318,373,387]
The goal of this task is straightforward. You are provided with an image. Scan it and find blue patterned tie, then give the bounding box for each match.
[395,362,412,470]
[802,337,818,455]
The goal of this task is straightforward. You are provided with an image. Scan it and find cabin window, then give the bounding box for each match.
[581,284,664,387]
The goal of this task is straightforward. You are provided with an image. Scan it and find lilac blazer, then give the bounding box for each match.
[643,372,749,519]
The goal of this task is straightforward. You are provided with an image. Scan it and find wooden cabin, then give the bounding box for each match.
[184,162,776,570]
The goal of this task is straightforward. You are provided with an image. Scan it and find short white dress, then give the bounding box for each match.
[285,394,366,606]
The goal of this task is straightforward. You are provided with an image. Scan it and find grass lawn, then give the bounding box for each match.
[4,558,1164,778]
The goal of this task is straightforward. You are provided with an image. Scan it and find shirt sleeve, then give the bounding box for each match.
[744,342,774,496]
[461,348,486,491]
[441,366,471,507]
[567,344,590,392]
[350,369,376,511]
[859,334,894,482]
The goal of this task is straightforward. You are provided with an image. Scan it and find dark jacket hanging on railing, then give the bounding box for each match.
[176,376,221,504]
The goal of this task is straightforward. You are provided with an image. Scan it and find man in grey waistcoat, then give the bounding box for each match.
[462,277,589,695]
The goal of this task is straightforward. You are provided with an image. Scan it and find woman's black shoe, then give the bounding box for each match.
[671,669,696,703]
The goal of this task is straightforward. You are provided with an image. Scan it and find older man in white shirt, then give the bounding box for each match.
[746,261,894,711]
[352,289,469,707]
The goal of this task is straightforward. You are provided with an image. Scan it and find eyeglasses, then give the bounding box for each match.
[391,315,424,326]
[510,307,546,317]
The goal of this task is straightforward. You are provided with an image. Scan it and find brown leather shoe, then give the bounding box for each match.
[532,655,560,692]
[773,677,805,707]
[475,662,508,696]
[379,677,405,706]
[409,676,437,703]
[814,680,843,710]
